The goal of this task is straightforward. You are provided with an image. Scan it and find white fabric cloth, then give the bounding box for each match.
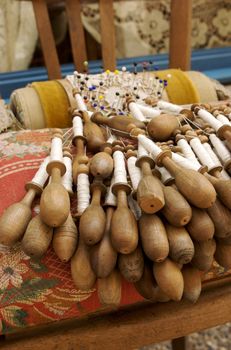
[0,0,37,72]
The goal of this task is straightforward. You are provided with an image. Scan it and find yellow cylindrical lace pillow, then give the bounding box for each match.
[157,69,200,105]
[32,80,72,128]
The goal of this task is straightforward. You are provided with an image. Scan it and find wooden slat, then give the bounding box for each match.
[32,0,61,79]
[99,0,116,71]
[65,0,87,72]
[2,277,231,350]
[169,0,192,70]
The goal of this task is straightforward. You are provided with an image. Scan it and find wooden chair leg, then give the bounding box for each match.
[171,336,186,350]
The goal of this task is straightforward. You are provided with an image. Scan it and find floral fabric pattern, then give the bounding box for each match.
[0,128,230,334]
[81,0,231,58]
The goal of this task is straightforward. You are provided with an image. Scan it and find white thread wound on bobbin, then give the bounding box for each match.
[172,153,200,171]
[127,156,141,191]
[113,151,127,184]
[73,116,83,137]
[62,156,73,193]
[105,176,117,206]
[128,194,142,220]
[190,138,215,171]
[202,142,222,169]
[77,173,90,214]
[138,135,162,159]
[198,109,222,131]
[128,101,146,122]
[50,137,63,163]
[157,100,182,113]
[107,134,117,144]
[156,165,174,184]
[75,93,87,111]
[31,156,50,187]
[138,142,149,158]
[209,134,231,164]
[136,104,161,118]
[220,170,231,180]
[177,138,201,167]
[216,114,231,126]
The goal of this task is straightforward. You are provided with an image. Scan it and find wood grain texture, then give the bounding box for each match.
[65,0,87,72]
[169,0,193,70]
[32,0,61,79]
[3,277,231,350]
[99,0,116,71]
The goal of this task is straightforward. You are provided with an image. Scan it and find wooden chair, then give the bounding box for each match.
[23,0,192,79]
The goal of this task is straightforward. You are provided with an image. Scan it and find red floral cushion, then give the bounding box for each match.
[0,129,229,334]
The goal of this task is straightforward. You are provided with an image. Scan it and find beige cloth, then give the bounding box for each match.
[0,0,37,72]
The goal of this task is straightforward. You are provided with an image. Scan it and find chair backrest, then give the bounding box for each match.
[24,0,193,79]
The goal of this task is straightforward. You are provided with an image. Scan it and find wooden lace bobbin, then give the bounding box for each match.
[71,235,96,291]
[207,198,231,238]
[139,213,169,262]
[138,134,216,209]
[182,266,202,303]
[126,150,141,198]
[90,179,117,278]
[147,114,180,142]
[76,158,90,217]
[118,245,144,283]
[21,215,53,258]
[0,156,50,246]
[79,110,106,153]
[179,131,231,208]
[186,206,215,241]
[136,142,165,214]
[79,181,106,246]
[97,269,121,307]
[176,135,205,172]
[40,130,70,227]
[171,152,206,173]
[52,148,78,262]
[134,263,169,302]
[91,111,146,136]
[191,239,216,271]
[111,148,138,254]
[153,258,184,301]
[126,97,146,122]
[71,109,87,184]
[165,223,194,265]
[214,243,231,269]
[209,133,231,171]
[202,142,230,180]
[89,142,114,181]
[160,180,192,227]
[212,109,231,126]
[192,105,231,150]
[205,173,231,210]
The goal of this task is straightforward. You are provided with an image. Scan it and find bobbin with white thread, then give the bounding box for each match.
[73,88,87,111]
[202,142,223,175]
[62,149,73,195]
[209,133,231,170]
[112,150,131,195]
[172,152,203,172]
[176,137,201,168]
[155,165,174,185]
[25,156,50,194]
[137,134,171,166]
[46,129,66,176]
[76,157,90,216]
[104,176,117,207]
[136,104,161,119]
[189,137,218,174]
[126,98,146,122]
[127,153,141,192]
[157,100,183,114]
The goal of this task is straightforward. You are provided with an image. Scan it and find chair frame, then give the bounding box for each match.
[21,0,192,79]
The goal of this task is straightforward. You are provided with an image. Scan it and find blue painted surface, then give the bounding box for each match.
[1,47,231,99]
